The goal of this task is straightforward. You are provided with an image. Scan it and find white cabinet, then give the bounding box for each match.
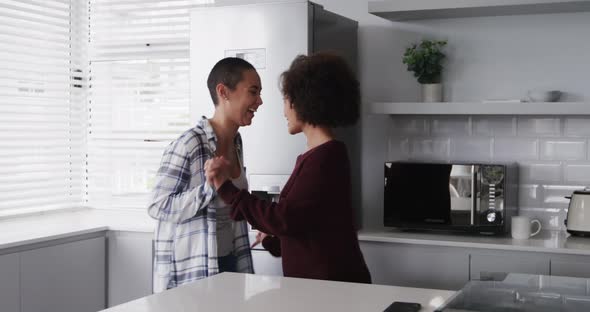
[20,236,105,312]
[470,251,550,280]
[107,231,153,307]
[251,249,283,276]
[370,102,590,116]
[369,0,590,21]
[360,241,470,290]
[550,255,590,279]
[359,240,590,289]
[0,253,20,312]
[248,231,283,276]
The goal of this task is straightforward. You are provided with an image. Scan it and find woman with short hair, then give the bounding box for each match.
[148,57,262,292]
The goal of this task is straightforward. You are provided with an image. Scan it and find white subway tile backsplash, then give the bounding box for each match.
[519,162,562,184]
[449,137,492,162]
[517,117,561,137]
[493,137,538,161]
[387,137,410,161]
[383,113,590,231]
[542,184,581,209]
[565,118,590,137]
[518,184,542,209]
[517,207,564,231]
[565,163,590,185]
[390,117,430,136]
[431,117,471,136]
[408,138,450,161]
[473,116,516,137]
[540,139,586,161]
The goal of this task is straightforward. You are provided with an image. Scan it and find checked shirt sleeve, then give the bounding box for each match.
[147,135,214,223]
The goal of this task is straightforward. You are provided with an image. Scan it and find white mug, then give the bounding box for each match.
[511,216,542,239]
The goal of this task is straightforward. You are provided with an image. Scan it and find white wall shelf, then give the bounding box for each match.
[370,102,590,115]
[368,0,590,21]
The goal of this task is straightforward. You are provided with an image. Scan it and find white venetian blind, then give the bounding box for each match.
[0,0,87,215]
[87,0,213,210]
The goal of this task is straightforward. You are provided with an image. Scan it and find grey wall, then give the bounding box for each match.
[212,0,401,229]
[215,1,590,231]
[312,1,590,231]
[309,0,419,230]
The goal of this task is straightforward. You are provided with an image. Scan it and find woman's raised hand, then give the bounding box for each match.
[204,156,231,190]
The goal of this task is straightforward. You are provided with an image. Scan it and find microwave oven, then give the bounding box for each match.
[384,162,518,234]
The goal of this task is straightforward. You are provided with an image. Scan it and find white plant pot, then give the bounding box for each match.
[421,83,442,102]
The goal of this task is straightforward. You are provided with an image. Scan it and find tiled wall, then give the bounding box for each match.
[305,2,590,230]
[373,12,590,231]
[387,115,590,230]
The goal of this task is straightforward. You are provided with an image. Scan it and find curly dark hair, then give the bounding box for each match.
[280,52,360,127]
[207,57,256,106]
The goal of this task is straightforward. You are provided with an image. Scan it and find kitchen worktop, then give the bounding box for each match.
[100,272,454,312]
[0,208,154,251]
[358,228,590,256]
[2,208,590,257]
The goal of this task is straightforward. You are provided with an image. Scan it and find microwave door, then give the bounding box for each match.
[419,164,453,225]
[472,165,480,226]
[449,165,474,226]
[384,163,453,226]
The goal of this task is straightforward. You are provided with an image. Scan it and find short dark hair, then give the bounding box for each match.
[280,52,360,127]
[207,57,256,106]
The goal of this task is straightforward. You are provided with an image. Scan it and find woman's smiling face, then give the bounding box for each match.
[221,69,263,127]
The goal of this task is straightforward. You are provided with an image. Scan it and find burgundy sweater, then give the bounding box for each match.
[217,140,371,284]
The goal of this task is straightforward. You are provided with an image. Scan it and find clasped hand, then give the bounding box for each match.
[251,231,269,248]
[204,156,230,190]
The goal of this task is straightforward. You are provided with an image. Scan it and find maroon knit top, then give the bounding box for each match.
[217,140,371,284]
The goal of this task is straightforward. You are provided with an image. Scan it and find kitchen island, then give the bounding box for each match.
[100,272,455,312]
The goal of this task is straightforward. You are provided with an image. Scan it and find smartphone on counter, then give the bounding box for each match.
[383,301,421,312]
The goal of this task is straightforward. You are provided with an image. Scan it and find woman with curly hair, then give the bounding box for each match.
[205,52,371,284]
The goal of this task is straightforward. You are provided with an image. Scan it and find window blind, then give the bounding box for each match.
[87,0,212,210]
[0,0,87,215]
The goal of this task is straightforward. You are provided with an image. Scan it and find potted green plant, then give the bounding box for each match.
[402,39,447,102]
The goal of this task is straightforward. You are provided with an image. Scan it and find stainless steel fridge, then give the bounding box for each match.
[189,0,358,276]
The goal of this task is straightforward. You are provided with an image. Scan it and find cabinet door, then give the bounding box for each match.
[20,236,106,312]
[470,251,550,280]
[107,231,153,307]
[0,253,20,312]
[551,255,590,278]
[360,242,469,290]
[252,249,283,276]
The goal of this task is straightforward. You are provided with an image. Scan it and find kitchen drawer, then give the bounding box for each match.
[470,251,550,280]
[360,241,469,290]
[551,255,590,278]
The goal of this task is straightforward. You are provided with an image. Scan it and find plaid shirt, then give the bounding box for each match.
[148,117,253,293]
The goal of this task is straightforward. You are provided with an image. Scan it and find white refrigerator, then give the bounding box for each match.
[189,0,358,276]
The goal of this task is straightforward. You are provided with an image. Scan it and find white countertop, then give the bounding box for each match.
[3,208,590,257]
[101,272,455,312]
[359,228,590,256]
[0,208,155,251]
